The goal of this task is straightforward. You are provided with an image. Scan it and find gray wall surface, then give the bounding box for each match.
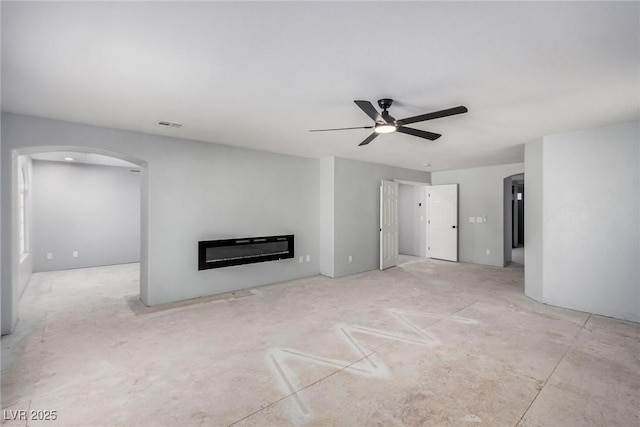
[399,184,427,257]
[2,113,320,333]
[0,120,2,334]
[524,139,544,302]
[526,122,639,322]
[319,157,335,277]
[431,163,525,267]
[31,160,140,271]
[332,157,429,277]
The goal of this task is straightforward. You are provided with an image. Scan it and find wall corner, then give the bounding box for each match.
[524,138,544,302]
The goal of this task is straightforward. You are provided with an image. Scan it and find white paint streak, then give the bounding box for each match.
[266,308,479,421]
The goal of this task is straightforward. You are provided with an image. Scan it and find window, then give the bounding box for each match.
[18,166,28,257]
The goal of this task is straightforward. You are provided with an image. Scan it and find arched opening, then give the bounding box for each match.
[6,146,149,334]
[503,173,525,267]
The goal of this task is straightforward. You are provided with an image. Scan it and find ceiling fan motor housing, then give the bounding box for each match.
[378,99,395,124]
[377,98,393,110]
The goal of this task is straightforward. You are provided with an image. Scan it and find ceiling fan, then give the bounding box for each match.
[310,99,468,146]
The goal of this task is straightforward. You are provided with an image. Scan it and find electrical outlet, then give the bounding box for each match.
[46,252,53,260]
[72,251,79,258]
[306,255,310,262]
[486,249,491,255]
[298,256,303,263]
[349,255,353,263]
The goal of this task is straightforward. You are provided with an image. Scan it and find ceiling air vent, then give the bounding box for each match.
[158,121,182,128]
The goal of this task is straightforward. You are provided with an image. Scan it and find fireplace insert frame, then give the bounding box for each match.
[198,234,294,270]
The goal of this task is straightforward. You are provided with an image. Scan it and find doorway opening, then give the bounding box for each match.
[382,180,459,269]
[5,146,148,335]
[398,182,428,266]
[503,173,525,267]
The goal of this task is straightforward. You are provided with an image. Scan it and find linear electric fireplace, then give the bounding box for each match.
[198,234,294,270]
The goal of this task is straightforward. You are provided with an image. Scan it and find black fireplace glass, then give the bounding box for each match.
[198,235,294,270]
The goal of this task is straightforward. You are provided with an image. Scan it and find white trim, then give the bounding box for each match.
[393,179,430,186]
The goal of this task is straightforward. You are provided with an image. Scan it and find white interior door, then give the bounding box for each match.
[380,180,399,270]
[427,184,458,261]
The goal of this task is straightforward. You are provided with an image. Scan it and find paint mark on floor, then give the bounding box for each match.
[279,348,373,375]
[268,353,309,416]
[462,414,483,423]
[339,326,377,369]
[266,308,478,421]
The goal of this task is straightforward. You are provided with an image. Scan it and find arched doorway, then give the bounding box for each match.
[5,146,149,334]
[503,173,525,267]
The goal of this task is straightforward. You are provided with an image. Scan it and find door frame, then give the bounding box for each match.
[503,173,525,267]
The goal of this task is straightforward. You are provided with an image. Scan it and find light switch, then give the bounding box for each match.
[46,252,53,260]
[306,255,310,262]
[72,251,79,258]
[299,256,303,263]
[476,217,483,223]
[469,217,476,223]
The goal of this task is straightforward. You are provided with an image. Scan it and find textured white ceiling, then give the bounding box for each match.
[2,1,638,172]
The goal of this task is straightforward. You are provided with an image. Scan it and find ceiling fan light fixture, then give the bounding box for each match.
[311,99,466,145]
[374,124,396,134]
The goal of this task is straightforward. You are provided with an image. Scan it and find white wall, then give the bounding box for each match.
[31,160,140,271]
[431,163,524,267]
[332,157,429,277]
[2,113,320,333]
[399,184,427,257]
[525,122,639,322]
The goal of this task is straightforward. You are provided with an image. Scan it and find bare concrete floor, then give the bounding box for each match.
[2,260,639,426]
